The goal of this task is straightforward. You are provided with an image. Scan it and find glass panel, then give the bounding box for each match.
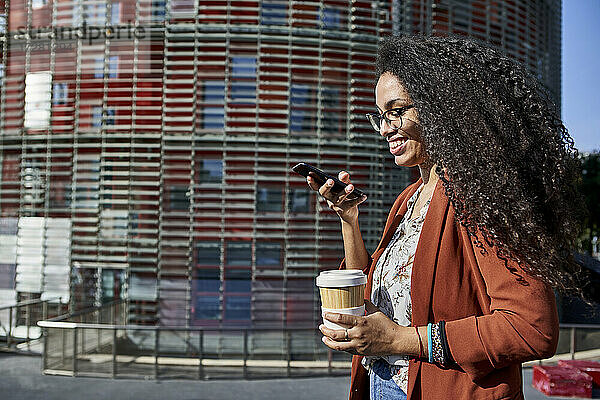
[289,188,310,213]
[290,84,315,132]
[225,268,251,292]
[167,186,189,210]
[196,241,221,266]
[256,187,282,212]
[226,242,251,266]
[261,2,286,26]
[152,0,166,22]
[203,81,225,129]
[194,295,220,319]
[195,269,220,292]
[199,160,223,184]
[231,57,256,104]
[111,2,121,24]
[52,83,68,105]
[256,242,281,266]
[225,296,251,320]
[321,8,341,29]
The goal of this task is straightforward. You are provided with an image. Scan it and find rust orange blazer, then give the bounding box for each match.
[344,178,559,400]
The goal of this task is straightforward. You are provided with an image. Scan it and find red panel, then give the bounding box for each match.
[559,360,600,387]
[532,365,592,398]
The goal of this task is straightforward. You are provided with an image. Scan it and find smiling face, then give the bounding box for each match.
[375,72,428,167]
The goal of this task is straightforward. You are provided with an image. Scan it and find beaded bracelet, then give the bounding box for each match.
[430,322,445,364]
[439,320,454,365]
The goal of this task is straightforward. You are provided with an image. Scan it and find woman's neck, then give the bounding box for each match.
[418,161,439,188]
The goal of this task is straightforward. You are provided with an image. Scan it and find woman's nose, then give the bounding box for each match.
[379,118,396,137]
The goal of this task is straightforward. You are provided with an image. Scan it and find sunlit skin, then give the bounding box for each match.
[304,72,442,358]
[376,71,427,168]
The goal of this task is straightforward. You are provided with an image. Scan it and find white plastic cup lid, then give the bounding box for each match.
[315,269,367,288]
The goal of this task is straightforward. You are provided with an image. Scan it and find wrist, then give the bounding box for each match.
[340,215,359,227]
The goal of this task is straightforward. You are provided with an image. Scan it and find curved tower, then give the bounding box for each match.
[0,0,562,336]
[0,0,400,333]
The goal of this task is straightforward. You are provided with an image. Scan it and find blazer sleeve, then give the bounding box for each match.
[444,227,560,382]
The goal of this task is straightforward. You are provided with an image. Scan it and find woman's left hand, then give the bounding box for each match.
[319,300,406,356]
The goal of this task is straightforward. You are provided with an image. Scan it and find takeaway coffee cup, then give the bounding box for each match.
[316,270,367,330]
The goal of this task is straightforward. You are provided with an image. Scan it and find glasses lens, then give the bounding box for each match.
[366,114,380,132]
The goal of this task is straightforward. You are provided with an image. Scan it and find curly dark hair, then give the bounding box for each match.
[376,35,586,295]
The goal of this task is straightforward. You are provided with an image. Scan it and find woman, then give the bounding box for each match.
[306,36,585,399]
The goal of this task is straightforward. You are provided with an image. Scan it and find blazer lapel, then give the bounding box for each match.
[407,178,450,399]
[411,177,449,324]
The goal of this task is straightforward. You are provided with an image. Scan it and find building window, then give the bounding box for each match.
[261,2,287,26]
[129,273,157,301]
[198,159,223,184]
[290,84,316,133]
[226,242,251,266]
[230,57,256,104]
[73,2,107,26]
[288,188,310,213]
[196,241,221,266]
[321,87,343,134]
[256,187,283,212]
[111,1,121,24]
[224,268,251,321]
[225,268,251,292]
[32,0,48,10]
[53,83,68,105]
[320,7,341,29]
[256,242,281,267]
[100,209,128,239]
[193,295,220,320]
[24,72,52,130]
[0,14,6,34]
[224,296,250,320]
[92,107,115,127]
[195,268,220,292]
[167,185,189,210]
[203,81,225,130]
[94,56,118,79]
[152,0,166,22]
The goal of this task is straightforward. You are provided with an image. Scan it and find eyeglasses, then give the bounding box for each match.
[365,105,415,132]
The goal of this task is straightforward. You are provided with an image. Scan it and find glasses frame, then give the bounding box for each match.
[365,104,415,132]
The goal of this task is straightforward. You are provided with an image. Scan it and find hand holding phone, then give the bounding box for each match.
[291,163,367,201]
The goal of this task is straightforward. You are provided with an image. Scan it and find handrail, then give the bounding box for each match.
[557,323,600,329]
[38,319,600,331]
[42,299,122,323]
[38,320,319,331]
[0,296,63,311]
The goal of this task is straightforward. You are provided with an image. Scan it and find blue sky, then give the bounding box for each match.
[562,1,600,153]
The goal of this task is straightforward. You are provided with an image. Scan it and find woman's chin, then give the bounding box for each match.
[394,155,418,167]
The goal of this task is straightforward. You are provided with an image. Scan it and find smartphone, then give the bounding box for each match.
[291,162,367,201]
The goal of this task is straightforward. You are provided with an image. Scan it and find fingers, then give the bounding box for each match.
[323,312,360,327]
[338,170,351,184]
[318,324,348,341]
[321,335,357,353]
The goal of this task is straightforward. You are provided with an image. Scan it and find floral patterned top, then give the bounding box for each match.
[362,183,431,393]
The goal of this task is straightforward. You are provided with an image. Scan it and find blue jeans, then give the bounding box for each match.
[369,359,407,400]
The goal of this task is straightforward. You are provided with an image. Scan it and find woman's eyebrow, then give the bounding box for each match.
[384,98,409,110]
[376,97,410,112]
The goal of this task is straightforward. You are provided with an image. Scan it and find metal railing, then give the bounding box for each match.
[38,300,351,379]
[0,296,66,353]
[38,301,600,379]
